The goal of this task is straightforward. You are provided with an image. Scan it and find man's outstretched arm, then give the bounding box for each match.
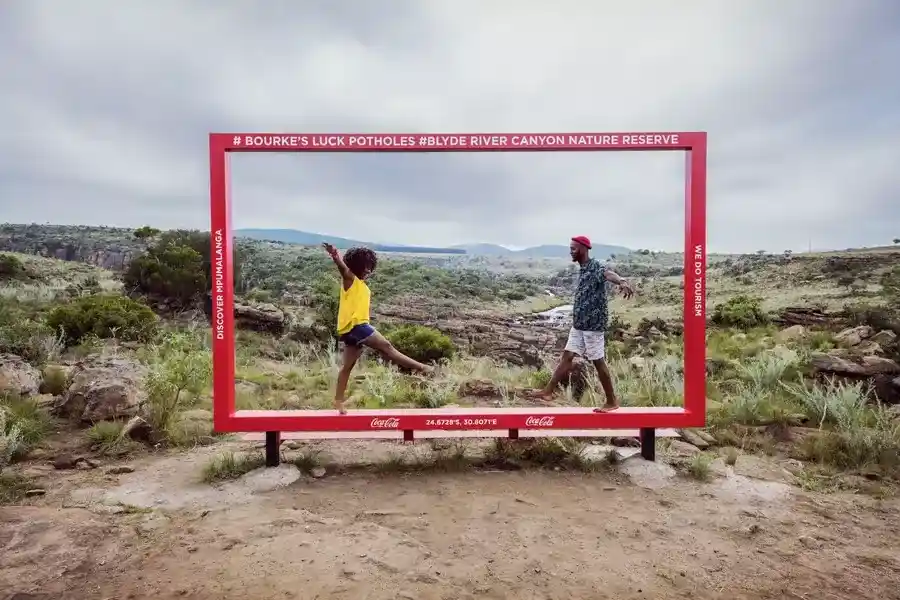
[603,268,635,298]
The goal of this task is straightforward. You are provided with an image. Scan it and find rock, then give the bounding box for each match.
[834,325,873,347]
[459,379,499,397]
[628,356,646,370]
[233,302,287,334]
[0,353,42,396]
[854,340,883,356]
[694,430,717,444]
[871,330,898,346]
[53,454,86,470]
[54,358,147,422]
[861,355,900,374]
[646,326,665,340]
[121,415,153,442]
[377,303,558,368]
[810,352,900,378]
[611,436,641,448]
[106,465,135,475]
[776,325,807,342]
[667,440,701,456]
[775,306,837,327]
[309,466,327,478]
[678,429,710,449]
[33,393,56,410]
[874,375,900,405]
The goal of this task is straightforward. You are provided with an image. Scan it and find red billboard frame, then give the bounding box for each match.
[209,132,707,439]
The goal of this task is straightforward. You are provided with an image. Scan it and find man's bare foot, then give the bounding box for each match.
[593,403,620,413]
[333,400,347,415]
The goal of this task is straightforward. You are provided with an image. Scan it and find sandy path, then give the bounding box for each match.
[3,447,900,600]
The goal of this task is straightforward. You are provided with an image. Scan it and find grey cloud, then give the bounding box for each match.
[1,0,898,252]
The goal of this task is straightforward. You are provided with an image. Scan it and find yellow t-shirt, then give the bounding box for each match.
[337,277,371,334]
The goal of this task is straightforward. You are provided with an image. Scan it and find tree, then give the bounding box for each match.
[134,226,161,241]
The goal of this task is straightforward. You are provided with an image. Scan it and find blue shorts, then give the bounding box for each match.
[339,323,376,347]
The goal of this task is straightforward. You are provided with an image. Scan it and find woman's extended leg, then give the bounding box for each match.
[362,331,433,374]
[334,344,364,414]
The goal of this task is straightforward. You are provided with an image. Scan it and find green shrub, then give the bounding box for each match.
[710,295,769,330]
[881,266,900,303]
[124,229,245,307]
[310,275,341,343]
[143,332,213,435]
[0,393,53,463]
[0,298,60,364]
[385,324,455,364]
[45,294,159,346]
[0,254,25,280]
[124,244,207,307]
[40,366,69,395]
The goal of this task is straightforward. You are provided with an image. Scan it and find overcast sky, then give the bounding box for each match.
[1,1,898,253]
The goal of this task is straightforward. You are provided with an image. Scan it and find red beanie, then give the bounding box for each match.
[571,235,592,249]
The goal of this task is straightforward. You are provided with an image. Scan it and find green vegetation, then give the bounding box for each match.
[46,294,159,346]
[1,224,900,494]
[0,253,25,279]
[710,295,769,330]
[384,324,456,364]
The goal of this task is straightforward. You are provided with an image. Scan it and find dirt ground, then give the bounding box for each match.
[3,442,900,600]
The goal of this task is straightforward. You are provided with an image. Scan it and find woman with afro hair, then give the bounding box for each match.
[323,243,433,414]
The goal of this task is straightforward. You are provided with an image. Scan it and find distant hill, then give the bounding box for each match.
[234,229,465,255]
[450,243,513,256]
[453,242,631,259]
[234,229,630,258]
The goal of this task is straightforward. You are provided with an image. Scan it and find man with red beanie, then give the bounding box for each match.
[532,235,635,411]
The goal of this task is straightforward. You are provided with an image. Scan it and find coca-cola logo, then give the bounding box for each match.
[525,416,555,427]
[370,417,400,429]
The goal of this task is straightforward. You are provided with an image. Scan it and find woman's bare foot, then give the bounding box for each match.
[333,399,347,415]
[593,402,620,413]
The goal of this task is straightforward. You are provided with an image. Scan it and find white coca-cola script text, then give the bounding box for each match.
[524,416,555,427]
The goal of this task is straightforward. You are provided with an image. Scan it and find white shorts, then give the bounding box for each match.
[564,328,606,361]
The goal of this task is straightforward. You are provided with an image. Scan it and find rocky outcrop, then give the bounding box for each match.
[234,302,288,334]
[0,354,42,396]
[376,303,561,368]
[54,357,148,422]
[0,224,147,271]
[775,307,843,328]
[810,349,900,405]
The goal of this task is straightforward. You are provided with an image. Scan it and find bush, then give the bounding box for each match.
[311,275,340,328]
[710,295,769,330]
[124,229,246,308]
[124,244,207,307]
[881,266,900,303]
[0,298,60,364]
[385,324,455,364]
[0,254,25,280]
[143,332,212,436]
[45,294,159,346]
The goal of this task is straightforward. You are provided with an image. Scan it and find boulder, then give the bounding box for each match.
[871,330,898,346]
[54,357,148,423]
[834,325,874,347]
[234,302,287,334]
[776,324,807,342]
[810,351,900,405]
[0,353,42,396]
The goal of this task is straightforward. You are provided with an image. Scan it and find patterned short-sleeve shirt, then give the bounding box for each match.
[572,258,608,331]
